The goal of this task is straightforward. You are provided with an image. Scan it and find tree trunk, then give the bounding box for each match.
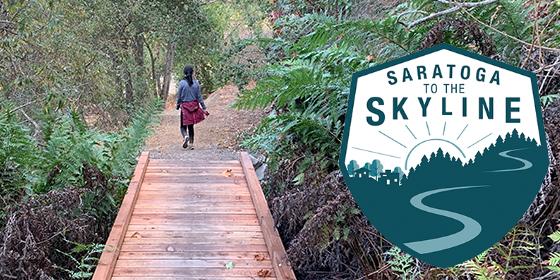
[124,67,134,106]
[160,39,177,103]
[133,29,148,98]
[143,35,160,94]
[111,54,123,101]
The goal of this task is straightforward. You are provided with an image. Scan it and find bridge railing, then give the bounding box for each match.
[92,151,150,280]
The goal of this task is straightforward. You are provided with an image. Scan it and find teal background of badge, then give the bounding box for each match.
[339,44,550,268]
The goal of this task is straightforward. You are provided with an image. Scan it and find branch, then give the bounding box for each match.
[9,100,38,114]
[199,0,219,5]
[433,0,498,7]
[19,109,40,138]
[0,23,18,35]
[406,0,499,29]
[396,10,428,27]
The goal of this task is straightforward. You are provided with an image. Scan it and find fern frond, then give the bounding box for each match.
[549,231,560,243]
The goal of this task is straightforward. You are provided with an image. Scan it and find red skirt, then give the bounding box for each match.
[181,101,205,125]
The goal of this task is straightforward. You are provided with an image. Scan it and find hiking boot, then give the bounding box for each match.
[182,136,189,149]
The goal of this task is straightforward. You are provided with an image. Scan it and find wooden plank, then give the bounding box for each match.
[138,188,250,193]
[117,251,270,260]
[122,238,265,245]
[147,163,242,168]
[114,259,272,268]
[137,193,251,199]
[146,164,243,168]
[138,191,251,197]
[113,277,277,280]
[140,185,249,192]
[147,164,242,168]
[126,224,264,232]
[124,230,264,239]
[133,200,255,207]
[132,203,256,209]
[142,173,246,178]
[145,168,244,174]
[132,207,257,214]
[142,177,246,184]
[141,183,248,188]
[136,193,252,201]
[130,213,258,220]
[239,152,296,280]
[119,243,269,252]
[112,267,275,277]
[93,151,150,280]
[149,159,241,164]
[141,182,249,188]
[139,188,250,194]
[128,218,260,227]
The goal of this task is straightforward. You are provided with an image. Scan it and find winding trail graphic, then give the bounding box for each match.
[487,148,532,172]
[403,186,487,254]
[403,148,532,254]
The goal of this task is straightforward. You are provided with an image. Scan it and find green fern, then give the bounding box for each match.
[461,250,501,280]
[0,102,39,217]
[550,231,560,243]
[546,231,560,273]
[541,94,560,108]
[54,239,115,279]
[384,246,420,280]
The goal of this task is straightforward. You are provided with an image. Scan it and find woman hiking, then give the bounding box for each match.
[176,65,209,149]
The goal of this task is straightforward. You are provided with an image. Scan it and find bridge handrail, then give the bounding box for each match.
[239,151,296,280]
[92,151,150,280]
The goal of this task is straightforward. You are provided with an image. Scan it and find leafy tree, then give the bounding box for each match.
[392,167,404,181]
[347,160,359,175]
[363,162,371,172]
[370,159,383,180]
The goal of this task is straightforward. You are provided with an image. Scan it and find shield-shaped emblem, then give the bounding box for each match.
[339,44,549,267]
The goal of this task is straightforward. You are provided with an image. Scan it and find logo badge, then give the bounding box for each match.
[339,44,549,267]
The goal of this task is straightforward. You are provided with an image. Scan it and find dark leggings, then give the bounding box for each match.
[180,109,194,143]
[181,124,194,143]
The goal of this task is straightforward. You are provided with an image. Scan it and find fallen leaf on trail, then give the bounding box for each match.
[257,269,271,277]
[225,261,235,269]
[254,254,266,261]
[166,246,174,252]
[130,231,141,238]
[221,169,233,177]
[218,139,223,142]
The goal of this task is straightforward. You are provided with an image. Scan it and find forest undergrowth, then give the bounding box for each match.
[0,98,162,279]
[227,0,560,278]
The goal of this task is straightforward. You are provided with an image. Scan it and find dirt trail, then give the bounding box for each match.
[145,81,263,161]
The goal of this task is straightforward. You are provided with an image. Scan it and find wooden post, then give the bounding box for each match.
[239,152,297,280]
[92,151,150,280]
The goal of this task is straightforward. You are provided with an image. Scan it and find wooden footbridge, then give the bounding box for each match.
[92,151,296,280]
